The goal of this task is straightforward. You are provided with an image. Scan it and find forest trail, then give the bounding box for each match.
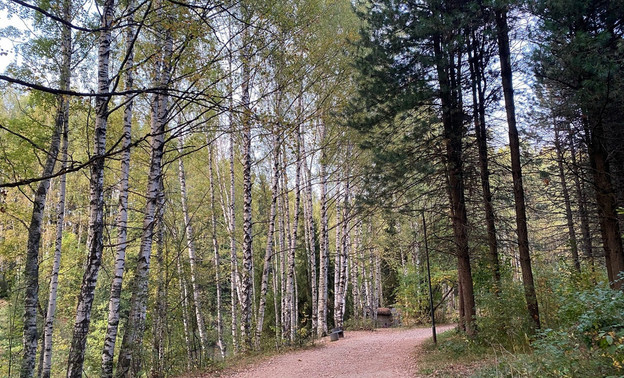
[212,324,454,378]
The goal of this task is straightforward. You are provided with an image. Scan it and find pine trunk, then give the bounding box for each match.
[585,117,624,288]
[495,8,540,327]
[554,125,581,272]
[468,31,501,288]
[433,30,476,336]
[568,125,594,268]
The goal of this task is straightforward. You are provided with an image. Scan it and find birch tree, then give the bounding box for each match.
[116,13,172,374]
[39,1,72,376]
[66,0,115,374]
[208,144,226,358]
[316,122,329,337]
[177,136,209,357]
[101,6,136,374]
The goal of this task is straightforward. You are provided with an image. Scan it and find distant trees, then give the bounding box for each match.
[531,0,624,289]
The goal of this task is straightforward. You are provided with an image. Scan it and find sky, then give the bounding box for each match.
[0,8,28,72]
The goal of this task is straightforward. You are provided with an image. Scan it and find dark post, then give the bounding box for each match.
[422,211,436,344]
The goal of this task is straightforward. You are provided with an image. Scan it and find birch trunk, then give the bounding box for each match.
[255,132,280,347]
[290,126,302,341]
[337,175,350,328]
[282,147,294,342]
[239,17,254,350]
[176,256,193,369]
[101,9,135,375]
[333,183,342,329]
[227,126,241,354]
[177,137,209,357]
[116,20,172,375]
[39,2,71,374]
[226,14,241,354]
[66,1,114,375]
[316,123,329,337]
[150,204,166,377]
[278,181,287,341]
[302,146,317,333]
[351,222,362,319]
[208,144,226,358]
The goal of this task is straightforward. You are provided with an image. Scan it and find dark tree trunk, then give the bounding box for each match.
[584,117,624,288]
[468,30,501,288]
[554,124,581,272]
[433,32,476,336]
[495,7,540,329]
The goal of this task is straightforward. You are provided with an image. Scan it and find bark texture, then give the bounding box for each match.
[115,18,172,375]
[101,10,135,376]
[39,2,71,375]
[66,1,114,375]
[495,8,540,328]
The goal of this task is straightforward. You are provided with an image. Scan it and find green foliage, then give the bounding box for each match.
[344,317,375,331]
[476,284,624,377]
[394,264,455,325]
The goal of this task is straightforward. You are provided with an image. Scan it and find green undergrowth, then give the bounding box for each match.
[418,282,624,377]
[417,329,498,377]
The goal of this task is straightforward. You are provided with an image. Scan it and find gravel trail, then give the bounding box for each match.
[214,324,454,378]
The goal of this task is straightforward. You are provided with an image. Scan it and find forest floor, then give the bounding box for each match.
[206,324,456,378]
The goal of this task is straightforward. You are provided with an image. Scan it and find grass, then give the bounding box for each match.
[415,328,499,377]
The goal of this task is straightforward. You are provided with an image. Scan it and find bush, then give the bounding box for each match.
[478,284,624,377]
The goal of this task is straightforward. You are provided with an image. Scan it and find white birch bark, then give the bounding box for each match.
[239,21,254,350]
[177,137,209,357]
[336,163,351,328]
[150,204,166,377]
[316,122,329,337]
[282,148,293,341]
[289,125,302,342]
[101,8,134,375]
[278,181,287,341]
[272,250,281,344]
[116,18,172,375]
[66,1,114,375]
[39,2,71,374]
[176,255,193,369]
[301,133,317,334]
[208,144,226,358]
[228,119,240,354]
[333,183,342,329]
[255,131,280,347]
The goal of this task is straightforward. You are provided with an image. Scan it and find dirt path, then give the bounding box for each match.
[213,325,454,378]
